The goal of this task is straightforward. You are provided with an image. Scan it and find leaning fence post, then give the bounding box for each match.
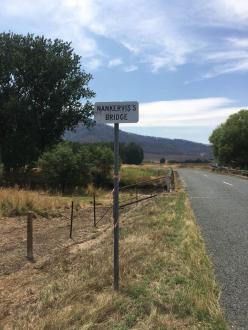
[93,193,96,227]
[27,212,34,261]
[135,186,138,205]
[171,169,175,190]
[70,201,74,238]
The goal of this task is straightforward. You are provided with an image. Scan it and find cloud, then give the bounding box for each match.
[124,65,138,72]
[86,58,102,71]
[122,98,245,127]
[0,0,198,72]
[205,0,248,26]
[1,0,248,76]
[204,37,248,77]
[108,58,123,68]
[227,37,248,48]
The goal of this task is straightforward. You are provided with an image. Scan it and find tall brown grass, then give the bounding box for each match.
[0,187,67,217]
[8,192,227,329]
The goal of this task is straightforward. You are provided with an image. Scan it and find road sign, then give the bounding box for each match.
[94,101,139,290]
[94,101,139,123]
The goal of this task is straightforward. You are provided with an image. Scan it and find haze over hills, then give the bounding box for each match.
[65,124,212,161]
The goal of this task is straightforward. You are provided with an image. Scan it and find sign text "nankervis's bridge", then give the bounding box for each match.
[94,101,139,123]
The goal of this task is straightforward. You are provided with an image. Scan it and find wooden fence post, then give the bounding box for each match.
[27,212,34,261]
[70,201,74,238]
[93,193,96,227]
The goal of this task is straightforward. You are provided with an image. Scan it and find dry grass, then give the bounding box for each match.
[120,165,168,186]
[1,191,227,329]
[0,187,69,217]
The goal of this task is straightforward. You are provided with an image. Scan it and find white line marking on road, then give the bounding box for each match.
[223,181,233,186]
[203,174,208,177]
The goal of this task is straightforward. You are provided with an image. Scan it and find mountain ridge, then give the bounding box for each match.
[64,124,212,161]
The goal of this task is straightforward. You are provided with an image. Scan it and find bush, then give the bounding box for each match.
[39,142,114,192]
[124,143,144,165]
[89,146,114,186]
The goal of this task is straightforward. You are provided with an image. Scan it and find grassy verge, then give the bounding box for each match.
[9,192,227,329]
[120,165,167,186]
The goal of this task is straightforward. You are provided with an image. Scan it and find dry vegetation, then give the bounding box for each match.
[120,165,167,186]
[0,187,122,218]
[0,185,227,329]
[0,187,69,217]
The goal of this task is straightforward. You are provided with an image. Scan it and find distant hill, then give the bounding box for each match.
[64,124,212,161]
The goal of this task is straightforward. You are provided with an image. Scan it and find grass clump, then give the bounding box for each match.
[120,165,167,186]
[0,187,69,217]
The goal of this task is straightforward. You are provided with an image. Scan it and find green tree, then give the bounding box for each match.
[0,32,95,171]
[209,110,248,168]
[39,142,91,193]
[124,143,144,165]
[88,146,114,185]
[39,142,114,191]
[160,157,166,164]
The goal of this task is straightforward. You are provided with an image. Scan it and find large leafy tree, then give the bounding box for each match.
[209,110,248,168]
[0,32,95,171]
[124,142,144,165]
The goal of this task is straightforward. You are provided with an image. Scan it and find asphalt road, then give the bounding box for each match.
[178,169,248,330]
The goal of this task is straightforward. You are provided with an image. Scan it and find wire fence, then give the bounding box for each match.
[1,168,175,274]
[93,167,175,226]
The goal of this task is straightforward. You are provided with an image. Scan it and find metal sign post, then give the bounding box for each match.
[94,101,139,290]
[113,123,119,290]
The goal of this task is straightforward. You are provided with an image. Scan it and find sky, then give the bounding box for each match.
[0,0,247,144]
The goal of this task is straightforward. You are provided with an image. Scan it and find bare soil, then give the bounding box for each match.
[0,203,116,327]
[0,205,114,277]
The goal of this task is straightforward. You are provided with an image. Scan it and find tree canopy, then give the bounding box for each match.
[209,110,248,168]
[124,142,144,165]
[0,32,95,171]
[39,142,114,192]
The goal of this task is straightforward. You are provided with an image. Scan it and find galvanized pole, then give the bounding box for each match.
[113,123,119,290]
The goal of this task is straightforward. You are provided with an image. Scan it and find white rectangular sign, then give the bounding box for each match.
[94,101,139,123]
